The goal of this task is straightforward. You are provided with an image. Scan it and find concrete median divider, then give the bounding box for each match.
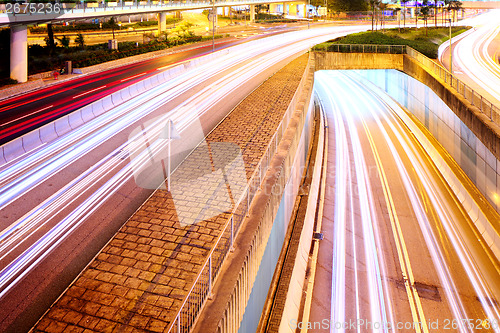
[54,117,72,137]
[101,95,115,111]
[3,138,24,163]
[80,105,95,123]
[22,130,43,153]
[0,150,6,165]
[128,82,140,97]
[120,87,132,101]
[39,122,58,144]
[110,91,123,106]
[91,101,106,117]
[0,42,256,167]
[68,111,85,130]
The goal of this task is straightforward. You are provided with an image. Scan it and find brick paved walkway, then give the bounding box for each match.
[32,54,308,333]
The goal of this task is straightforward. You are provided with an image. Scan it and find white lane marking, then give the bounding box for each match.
[72,85,107,99]
[120,72,147,82]
[1,105,55,127]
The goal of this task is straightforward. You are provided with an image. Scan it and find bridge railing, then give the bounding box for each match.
[405,46,500,126]
[315,43,500,128]
[0,0,285,16]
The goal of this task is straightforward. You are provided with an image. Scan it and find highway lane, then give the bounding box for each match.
[440,10,500,106]
[311,70,500,332]
[0,25,368,332]
[0,25,301,145]
[0,37,249,145]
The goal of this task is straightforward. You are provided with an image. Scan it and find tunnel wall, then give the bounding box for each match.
[313,50,500,263]
[314,50,500,163]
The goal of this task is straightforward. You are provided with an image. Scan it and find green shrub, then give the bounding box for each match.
[313,27,471,59]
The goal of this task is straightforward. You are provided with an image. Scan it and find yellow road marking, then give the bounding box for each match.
[361,119,430,333]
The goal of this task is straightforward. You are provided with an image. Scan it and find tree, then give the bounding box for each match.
[449,0,462,22]
[255,4,269,15]
[328,0,368,12]
[379,2,388,32]
[369,0,381,31]
[392,6,401,32]
[47,23,56,55]
[414,2,419,30]
[58,35,70,48]
[75,33,85,49]
[444,0,451,26]
[107,17,119,39]
[421,0,430,35]
[434,0,438,27]
[400,0,407,28]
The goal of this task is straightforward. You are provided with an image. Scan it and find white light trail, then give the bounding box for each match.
[0,25,370,298]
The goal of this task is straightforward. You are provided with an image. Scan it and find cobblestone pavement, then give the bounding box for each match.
[32,53,308,333]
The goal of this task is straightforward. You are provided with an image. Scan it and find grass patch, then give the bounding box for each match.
[314,26,470,58]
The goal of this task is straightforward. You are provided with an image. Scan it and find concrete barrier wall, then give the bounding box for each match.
[0,48,229,168]
[403,55,500,161]
[277,98,323,333]
[315,51,404,71]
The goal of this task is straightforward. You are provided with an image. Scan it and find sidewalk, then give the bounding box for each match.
[32,53,309,333]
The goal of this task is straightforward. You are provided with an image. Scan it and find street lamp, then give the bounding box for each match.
[212,0,215,52]
[449,18,452,74]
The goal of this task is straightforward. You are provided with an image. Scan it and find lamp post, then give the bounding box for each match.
[449,18,452,74]
[212,0,215,52]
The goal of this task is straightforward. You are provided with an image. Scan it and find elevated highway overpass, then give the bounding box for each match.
[462,1,500,9]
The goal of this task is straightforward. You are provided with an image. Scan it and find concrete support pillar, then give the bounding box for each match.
[229,6,233,23]
[157,12,167,34]
[303,4,307,18]
[283,3,288,15]
[250,4,255,22]
[289,3,297,16]
[10,25,28,83]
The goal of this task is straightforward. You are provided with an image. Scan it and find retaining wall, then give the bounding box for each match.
[315,51,403,71]
[191,52,317,333]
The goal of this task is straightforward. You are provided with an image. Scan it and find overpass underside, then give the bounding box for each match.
[461,1,500,9]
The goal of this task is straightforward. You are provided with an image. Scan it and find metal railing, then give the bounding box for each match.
[405,46,500,126]
[164,54,312,333]
[315,43,406,54]
[315,43,500,127]
[0,0,294,16]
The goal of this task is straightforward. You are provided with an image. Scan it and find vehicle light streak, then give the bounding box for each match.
[72,85,107,99]
[450,10,500,104]
[315,69,500,332]
[0,105,54,127]
[350,71,500,331]
[0,26,371,298]
[316,73,392,332]
[119,72,147,82]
